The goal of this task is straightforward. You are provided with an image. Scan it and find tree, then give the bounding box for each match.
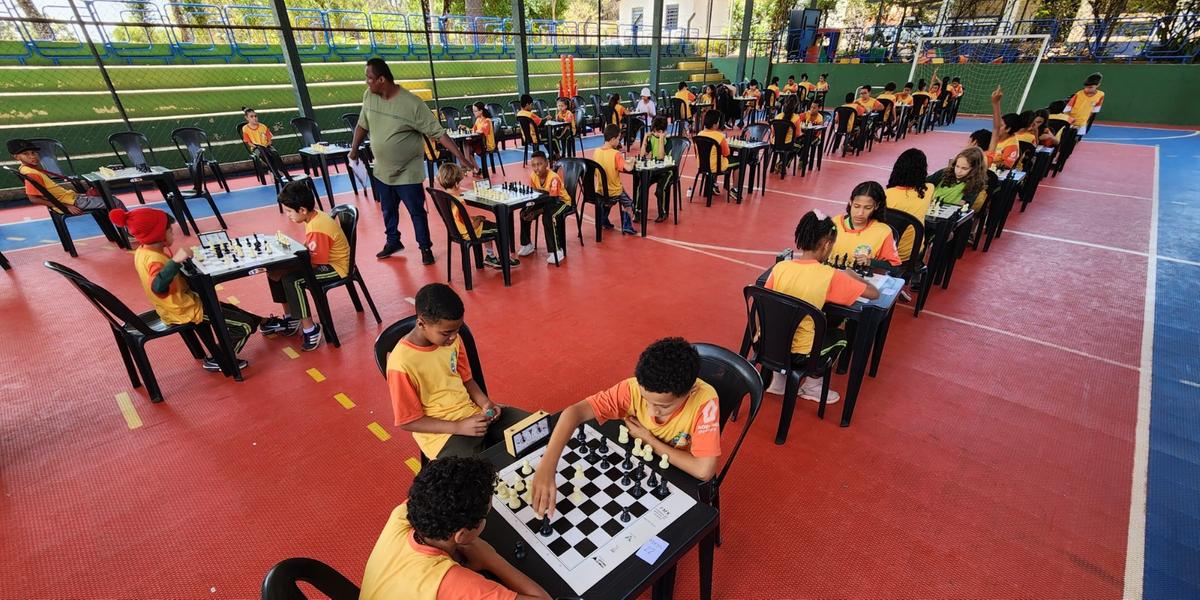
[1083,0,1130,57]
[13,0,52,39]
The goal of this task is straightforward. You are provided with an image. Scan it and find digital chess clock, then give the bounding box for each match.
[504,410,551,457]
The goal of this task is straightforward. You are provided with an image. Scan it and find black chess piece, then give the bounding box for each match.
[653,477,670,499]
[600,456,611,470]
[597,440,609,456]
[539,517,553,536]
[621,454,633,471]
[575,427,587,444]
[629,481,645,498]
[647,470,659,488]
[579,441,590,457]
[620,472,631,487]
[514,541,526,560]
[619,506,632,523]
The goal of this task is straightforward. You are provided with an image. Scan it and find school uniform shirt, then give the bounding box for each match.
[530,169,571,205]
[949,82,964,98]
[387,337,481,459]
[591,145,626,198]
[766,84,781,104]
[744,88,762,108]
[837,103,859,131]
[135,246,204,325]
[241,123,272,148]
[696,129,731,172]
[1047,113,1074,142]
[783,82,800,94]
[674,89,697,118]
[515,109,542,142]
[642,133,669,160]
[830,214,901,267]
[775,112,802,143]
[801,81,817,93]
[814,81,829,91]
[765,259,867,354]
[606,104,628,126]
[472,116,495,151]
[305,211,350,278]
[698,92,715,105]
[990,135,1020,170]
[894,91,913,106]
[556,109,576,134]
[884,184,935,262]
[19,164,77,208]
[1066,89,1104,125]
[446,192,486,238]
[586,377,721,458]
[854,97,882,115]
[361,503,518,600]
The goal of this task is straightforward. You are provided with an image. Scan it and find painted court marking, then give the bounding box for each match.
[305,368,326,383]
[333,393,355,409]
[114,392,143,430]
[367,422,391,442]
[405,457,423,474]
[282,347,299,359]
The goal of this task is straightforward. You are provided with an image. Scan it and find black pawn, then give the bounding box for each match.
[630,481,645,498]
[654,478,670,498]
[620,472,631,487]
[647,470,659,488]
[597,441,609,455]
[575,427,587,444]
[600,456,611,470]
[619,506,632,523]
[514,541,526,560]
[539,518,553,537]
[621,454,633,471]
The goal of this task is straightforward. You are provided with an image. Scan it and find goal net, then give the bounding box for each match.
[908,34,1050,116]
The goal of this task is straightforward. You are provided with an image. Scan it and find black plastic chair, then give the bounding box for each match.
[557,158,588,246]
[427,187,497,290]
[373,316,488,393]
[28,138,79,177]
[533,98,549,116]
[623,117,645,153]
[487,102,517,149]
[664,135,690,224]
[516,116,548,167]
[576,157,623,243]
[177,150,229,229]
[826,106,859,157]
[739,285,844,443]
[305,205,382,346]
[341,112,373,160]
[258,146,322,212]
[260,557,359,600]
[766,119,802,181]
[44,261,218,403]
[439,106,462,130]
[236,122,269,186]
[692,342,763,547]
[884,210,929,317]
[876,98,896,140]
[690,135,738,207]
[4,165,128,257]
[669,97,692,136]
[910,94,931,134]
[290,117,334,177]
[0,250,9,271]
[108,131,160,205]
[171,127,230,194]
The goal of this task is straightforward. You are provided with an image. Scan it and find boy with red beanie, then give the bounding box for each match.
[110,207,262,371]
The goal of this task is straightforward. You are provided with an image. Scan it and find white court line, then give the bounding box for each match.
[650,236,782,255]
[922,310,1138,371]
[1123,145,1159,600]
[1090,131,1199,142]
[1181,380,1200,389]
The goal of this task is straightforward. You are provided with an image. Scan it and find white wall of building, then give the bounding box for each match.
[618,0,731,37]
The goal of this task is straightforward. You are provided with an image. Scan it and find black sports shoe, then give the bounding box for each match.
[421,249,435,265]
[203,357,249,372]
[261,315,299,336]
[376,241,404,258]
[301,324,323,351]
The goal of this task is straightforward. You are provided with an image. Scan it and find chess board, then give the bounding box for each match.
[728,139,767,149]
[633,157,675,171]
[189,233,301,277]
[491,425,696,595]
[926,202,970,219]
[93,166,167,180]
[463,184,543,206]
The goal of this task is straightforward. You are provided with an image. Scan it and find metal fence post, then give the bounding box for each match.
[735,0,753,83]
[512,0,530,96]
[649,0,664,92]
[268,0,315,120]
[66,0,132,131]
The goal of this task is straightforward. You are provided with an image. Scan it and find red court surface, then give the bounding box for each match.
[0,129,1153,598]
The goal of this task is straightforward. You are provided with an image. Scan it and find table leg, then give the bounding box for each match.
[840,309,881,427]
[734,158,747,203]
[319,155,335,207]
[497,206,513,286]
[193,275,241,380]
[344,155,359,197]
[651,565,676,600]
[745,153,757,195]
[698,529,715,600]
[638,170,650,238]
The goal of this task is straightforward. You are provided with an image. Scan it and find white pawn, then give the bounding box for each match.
[507,491,521,510]
[642,446,654,461]
[520,459,533,475]
[513,478,526,493]
[573,466,584,482]
[571,486,584,503]
[618,425,629,444]
[659,452,670,470]
[633,438,643,454]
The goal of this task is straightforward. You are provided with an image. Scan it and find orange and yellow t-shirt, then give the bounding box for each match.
[387,337,480,459]
[134,246,204,325]
[591,145,626,197]
[472,116,495,151]
[447,192,486,238]
[361,503,518,600]
[830,214,901,267]
[814,81,829,91]
[696,129,731,172]
[607,103,628,126]
[586,377,721,458]
[1066,89,1104,126]
[242,123,272,148]
[783,82,800,94]
[515,109,542,142]
[304,210,350,278]
[990,136,1020,170]
[674,89,697,118]
[19,164,77,209]
[765,258,867,354]
[884,184,934,262]
[775,112,802,143]
[531,169,571,205]
[556,109,577,134]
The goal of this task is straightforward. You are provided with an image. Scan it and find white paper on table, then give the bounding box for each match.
[349,158,370,189]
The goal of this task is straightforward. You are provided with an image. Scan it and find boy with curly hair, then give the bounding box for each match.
[361,456,550,600]
[530,337,721,516]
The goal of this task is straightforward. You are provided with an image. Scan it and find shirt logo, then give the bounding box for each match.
[668,432,691,449]
[448,347,458,375]
[854,244,873,256]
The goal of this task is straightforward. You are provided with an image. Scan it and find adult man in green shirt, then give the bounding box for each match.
[350,58,470,264]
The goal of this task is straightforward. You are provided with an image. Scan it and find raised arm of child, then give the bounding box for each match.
[987,85,1003,156]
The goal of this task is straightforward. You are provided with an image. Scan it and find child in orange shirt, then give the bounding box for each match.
[592,124,637,234]
[829,181,901,268]
[531,337,721,516]
[1065,72,1104,136]
[360,456,551,600]
[240,107,273,155]
[10,139,125,216]
[986,85,1028,170]
[437,163,517,269]
[462,102,495,178]
[517,151,574,264]
[696,110,740,200]
[763,210,880,402]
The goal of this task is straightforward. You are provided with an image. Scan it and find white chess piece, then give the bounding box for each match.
[513,478,526,493]
[642,446,653,461]
[520,459,532,475]
[507,492,521,510]
[571,486,583,503]
[618,425,629,444]
[573,466,584,482]
[659,453,670,470]
[633,438,643,454]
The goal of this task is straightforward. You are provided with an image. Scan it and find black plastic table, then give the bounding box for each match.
[630,159,676,237]
[84,166,196,236]
[463,188,552,286]
[479,417,718,600]
[298,144,358,206]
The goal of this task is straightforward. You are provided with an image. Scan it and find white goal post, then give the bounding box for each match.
[908,34,1051,114]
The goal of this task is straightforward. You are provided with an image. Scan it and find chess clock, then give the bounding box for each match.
[198,230,230,247]
[504,410,551,457]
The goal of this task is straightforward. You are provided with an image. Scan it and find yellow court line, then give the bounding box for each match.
[282,346,300,359]
[367,422,391,441]
[115,392,143,429]
[405,457,422,474]
[334,392,355,409]
[214,284,225,291]
[225,296,240,305]
[306,367,326,382]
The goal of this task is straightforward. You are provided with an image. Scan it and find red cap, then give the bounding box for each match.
[109,208,168,245]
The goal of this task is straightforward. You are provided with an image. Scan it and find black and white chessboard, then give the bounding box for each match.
[492,425,696,595]
[190,233,301,277]
[926,201,970,220]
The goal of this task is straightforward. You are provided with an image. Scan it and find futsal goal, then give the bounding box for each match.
[908,34,1051,116]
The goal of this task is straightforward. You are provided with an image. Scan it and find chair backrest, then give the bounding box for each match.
[556,158,586,205]
[572,95,587,115]
[260,557,360,600]
[1045,119,1069,136]
[833,106,858,134]
[1017,140,1036,171]
[170,127,209,163]
[577,157,610,201]
[516,116,539,145]
[768,119,795,149]
[426,187,488,244]
[878,98,895,123]
[28,138,77,176]
[508,99,523,117]
[439,106,461,130]
[627,91,638,105]
[590,95,604,120]
[341,112,359,132]
[883,209,925,269]
[693,342,763,491]
[44,260,159,337]
[290,117,321,146]
[762,88,777,108]
[533,98,548,116]
[742,123,770,143]
[329,204,359,273]
[373,315,488,394]
[108,131,155,168]
[236,122,252,152]
[5,165,74,214]
[911,93,929,114]
[691,134,719,175]
[666,135,691,170]
[670,97,687,120]
[742,284,828,373]
[624,117,645,144]
[485,103,507,127]
[186,149,209,194]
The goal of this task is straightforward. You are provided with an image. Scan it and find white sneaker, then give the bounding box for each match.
[517,244,536,257]
[799,377,840,404]
[765,371,786,395]
[546,249,566,264]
